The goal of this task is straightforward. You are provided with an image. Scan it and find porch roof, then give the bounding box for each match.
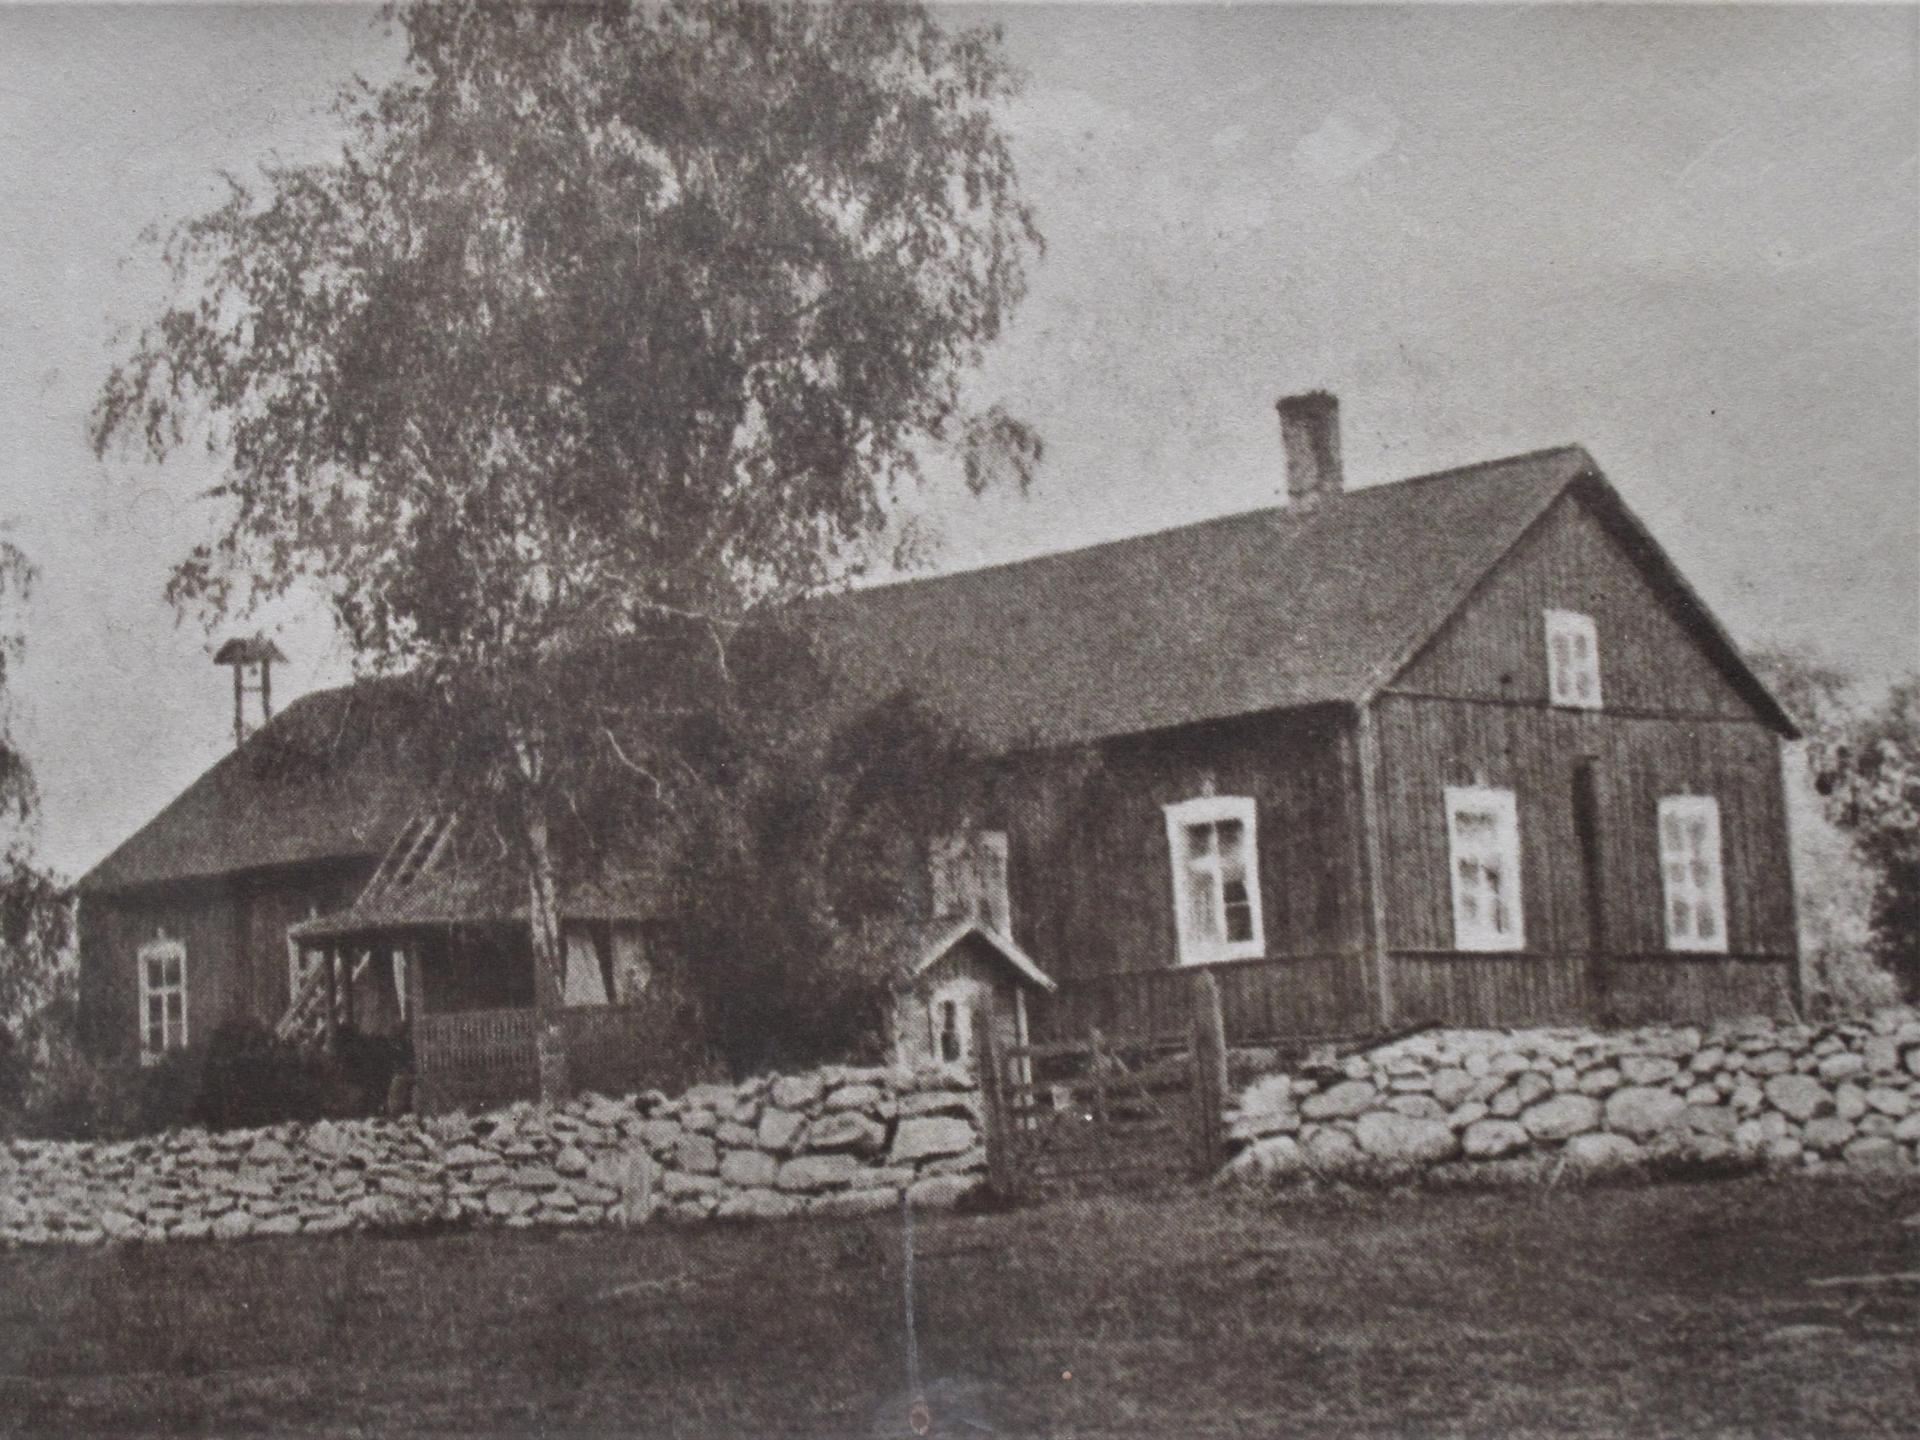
[290,863,658,943]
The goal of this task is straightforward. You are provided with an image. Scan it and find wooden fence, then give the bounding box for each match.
[1044,953,1374,1048]
[414,1003,690,1115]
[976,970,1230,1197]
[415,1007,540,1116]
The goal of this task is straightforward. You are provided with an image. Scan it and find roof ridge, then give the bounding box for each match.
[820,443,1593,604]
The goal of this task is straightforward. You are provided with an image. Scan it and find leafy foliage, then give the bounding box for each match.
[90,0,1043,1046]
[6,1018,407,1141]
[1751,642,1919,1002]
[669,685,996,1073]
[1811,678,1920,999]
[0,540,72,1051]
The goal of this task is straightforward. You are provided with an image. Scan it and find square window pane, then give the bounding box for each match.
[1224,903,1253,944]
[1188,884,1219,941]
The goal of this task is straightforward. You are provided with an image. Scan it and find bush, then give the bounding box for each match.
[1802,945,1903,1020]
[6,1019,411,1141]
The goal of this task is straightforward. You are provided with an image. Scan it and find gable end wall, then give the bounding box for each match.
[1388,492,1764,722]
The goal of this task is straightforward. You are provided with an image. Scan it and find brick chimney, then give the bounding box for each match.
[1277,390,1343,508]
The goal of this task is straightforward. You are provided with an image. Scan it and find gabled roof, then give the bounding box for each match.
[77,682,428,896]
[816,445,1793,748]
[899,918,1057,993]
[79,442,1792,897]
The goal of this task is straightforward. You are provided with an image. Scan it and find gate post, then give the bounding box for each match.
[1190,970,1229,1175]
[973,1010,1017,1200]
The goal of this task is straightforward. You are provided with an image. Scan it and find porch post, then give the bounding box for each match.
[323,945,340,1049]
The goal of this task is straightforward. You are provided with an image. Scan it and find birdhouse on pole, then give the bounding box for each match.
[213,636,288,749]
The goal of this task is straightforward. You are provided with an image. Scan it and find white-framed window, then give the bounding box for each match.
[1445,786,1525,951]
[1544,609,1602,709]
[1164,795,1265,965]
[138,936,189,1059]
[1659,795,1728,953]
[930,829,1011,933]
[927,979,976,1065]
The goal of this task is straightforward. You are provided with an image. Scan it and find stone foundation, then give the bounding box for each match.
[0,1062,984,1247]
[1225,1008,1920,1185]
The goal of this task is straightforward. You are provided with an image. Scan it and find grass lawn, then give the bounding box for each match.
[0,1175,1914,1437]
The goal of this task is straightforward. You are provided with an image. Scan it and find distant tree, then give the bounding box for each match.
[1752,642,1918,1003]
[90,0,1042,1076]
[1813,678,1920,999]
[0,540,74,1109]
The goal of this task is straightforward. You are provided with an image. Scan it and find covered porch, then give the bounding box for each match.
[285,817,702,1113]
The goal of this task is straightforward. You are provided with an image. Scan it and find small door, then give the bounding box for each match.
[1570,759,1608,1011]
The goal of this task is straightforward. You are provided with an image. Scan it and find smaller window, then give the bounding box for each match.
[1164,796,1265,965]
[1544,609,1602,709]
[1445,786,1525,951]
[1659,796,1728,953]
[926,980,975,1064]
[138,936,189,1059]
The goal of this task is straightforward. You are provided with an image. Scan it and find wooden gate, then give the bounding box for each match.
[976,971,1230,1197]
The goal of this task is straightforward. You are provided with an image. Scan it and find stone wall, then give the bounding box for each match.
[0,1062,984,1247]
[1226,1008,1920,1184]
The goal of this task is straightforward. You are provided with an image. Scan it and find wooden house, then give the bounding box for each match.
[75,391,1800,1104]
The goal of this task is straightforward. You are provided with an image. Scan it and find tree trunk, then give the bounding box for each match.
[526,809,569,1102]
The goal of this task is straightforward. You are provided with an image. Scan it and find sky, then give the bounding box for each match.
[1,3,1914,880]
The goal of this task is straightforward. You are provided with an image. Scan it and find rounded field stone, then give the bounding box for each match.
[1519,1094,1601,1142]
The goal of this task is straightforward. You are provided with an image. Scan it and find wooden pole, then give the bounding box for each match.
[1354,705,1397,1033]
[1190,969,1229,1176]
[973,1008,1015,1201]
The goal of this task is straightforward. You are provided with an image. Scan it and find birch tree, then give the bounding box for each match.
[91,0,1041,1028]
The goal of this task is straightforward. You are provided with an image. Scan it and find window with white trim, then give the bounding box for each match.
[1445,786,1525,951]
[1544,609,1602,709]
[1164,796,1265,964]
[930,829,1011,933]
[138,936,189,1059]
[1659,795,1728,953]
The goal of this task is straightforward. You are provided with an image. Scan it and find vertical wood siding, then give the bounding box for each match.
[1394,493,1761,721]
[79,859,373,1054]
[1372,693,1795,1027]
[1014,706,1375,1044]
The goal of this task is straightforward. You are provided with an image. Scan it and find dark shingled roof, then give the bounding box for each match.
[79,444,1791,898]
[78,682,429,896]
[811,445,1593,750]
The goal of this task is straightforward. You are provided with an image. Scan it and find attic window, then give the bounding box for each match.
[1544,610,1602,709]
[930,830,1011,933]
[1445,786,1525,952]
[138,936,189,1060]
[1659,796,1728,953]
[1164,796,1264,965]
